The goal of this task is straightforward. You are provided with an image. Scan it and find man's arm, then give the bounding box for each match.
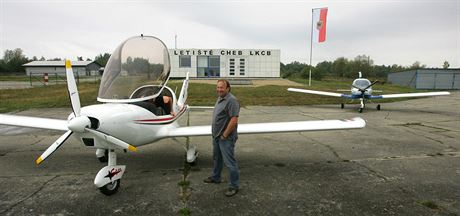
[163,96,176,116]
[222,116,238,138]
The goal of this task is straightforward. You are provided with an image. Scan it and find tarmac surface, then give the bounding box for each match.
[0,92,459,215]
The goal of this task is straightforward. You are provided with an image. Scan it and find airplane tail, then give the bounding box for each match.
[177,72,189,110]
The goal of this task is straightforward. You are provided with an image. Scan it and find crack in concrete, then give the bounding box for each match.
[352,161,389,182]
[298,132,342,160]
[0,175,59,215]
[395,124,458,151]
[384,111,391,120]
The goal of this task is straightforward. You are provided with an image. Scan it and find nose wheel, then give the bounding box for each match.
[94,150,126,196]
[99,179,120,195]
[376,104,381,110]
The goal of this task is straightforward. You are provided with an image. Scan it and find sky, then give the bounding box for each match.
[0,0,459,68]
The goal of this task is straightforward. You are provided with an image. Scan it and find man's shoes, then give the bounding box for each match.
[203,177,221,184]
[224,188,238,197]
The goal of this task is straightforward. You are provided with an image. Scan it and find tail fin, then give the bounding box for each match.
[358,71,362,78]
[177,72,189,110]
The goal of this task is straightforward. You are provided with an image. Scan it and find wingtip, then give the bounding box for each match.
[353,117,366,127]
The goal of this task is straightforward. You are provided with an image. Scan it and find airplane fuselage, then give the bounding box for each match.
[71,103,185,149]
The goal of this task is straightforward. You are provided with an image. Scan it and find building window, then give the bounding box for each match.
[179,56,191,68]
[229,59,235,76]
[239,59,245,75]
[197,56,220,77]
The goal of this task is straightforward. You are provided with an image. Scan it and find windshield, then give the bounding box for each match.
[97,35,170,103]
[352,79,371,89]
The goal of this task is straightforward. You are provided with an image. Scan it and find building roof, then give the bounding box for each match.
[23,61,99,67]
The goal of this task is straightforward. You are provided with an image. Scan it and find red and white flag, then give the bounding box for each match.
[312,8,328,43]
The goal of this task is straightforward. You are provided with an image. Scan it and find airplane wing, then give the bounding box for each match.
[0,114,68,131]
[288,88,352,99]
[165,117,365,138]
[372,91,450,99]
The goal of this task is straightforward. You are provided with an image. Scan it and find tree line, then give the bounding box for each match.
[0,48,451,78]
[281,55,451,80]
[0,48,111,74]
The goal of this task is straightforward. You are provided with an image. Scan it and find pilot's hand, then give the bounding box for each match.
[171,111,177,117]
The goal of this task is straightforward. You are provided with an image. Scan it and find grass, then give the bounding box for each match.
[419,200,441,210]
[0,78,426,113]
[0,75,33,81]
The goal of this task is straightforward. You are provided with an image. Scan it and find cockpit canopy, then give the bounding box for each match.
[352,79,371,89]
[97,35,170,103]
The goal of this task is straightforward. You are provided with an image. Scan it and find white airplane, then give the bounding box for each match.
[0,35,365,195]
[288,72,450,113]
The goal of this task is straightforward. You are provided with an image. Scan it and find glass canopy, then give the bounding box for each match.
[97,35,170,103]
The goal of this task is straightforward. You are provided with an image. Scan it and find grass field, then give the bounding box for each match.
[0,78,422,113]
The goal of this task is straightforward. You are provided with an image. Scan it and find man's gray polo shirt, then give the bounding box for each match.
[212,92,240,140]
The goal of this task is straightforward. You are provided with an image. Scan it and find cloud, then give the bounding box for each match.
[1,0,458,67]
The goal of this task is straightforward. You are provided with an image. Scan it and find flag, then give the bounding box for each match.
[312,8,328,43]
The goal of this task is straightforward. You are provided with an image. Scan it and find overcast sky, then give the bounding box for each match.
[1,0,459,68]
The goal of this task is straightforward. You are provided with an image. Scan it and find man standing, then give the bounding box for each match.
[204,79,240,197]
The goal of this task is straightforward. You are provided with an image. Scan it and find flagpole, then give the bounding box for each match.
[308,8,314,86]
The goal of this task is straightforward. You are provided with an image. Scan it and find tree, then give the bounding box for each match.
[1,48,30,73]
[331,57,348,78]
[39,56,46,61]
[443,61,450,69]
[95,53,111,67]
[410,61,426,69]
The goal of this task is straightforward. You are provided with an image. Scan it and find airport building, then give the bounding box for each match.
[387,69,460,90]
[23,61,102,76]
[169,49,280,78]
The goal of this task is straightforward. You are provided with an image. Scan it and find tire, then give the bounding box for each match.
[341,103,344,109]
[99,179,120,196]
[97,149,108,163]
[359,108,363,113]
[377,104,381,110]
[187,159,197,167]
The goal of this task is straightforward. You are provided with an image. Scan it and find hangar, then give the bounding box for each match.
[23,61,102,77]
[387,69,460,90]
[168,49,280,78]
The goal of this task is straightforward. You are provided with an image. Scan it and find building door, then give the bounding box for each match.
[228,58,246,77]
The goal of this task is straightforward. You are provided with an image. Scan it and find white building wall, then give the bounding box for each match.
[26,67,86,76]
[169,49,280,78]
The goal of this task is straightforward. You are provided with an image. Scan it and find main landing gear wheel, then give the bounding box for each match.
[341,103,344,109]
[359,108,363,113]
[98,149,109,163]
[187,156,198,166]
[99,179,120,196]
[376,104,381,110]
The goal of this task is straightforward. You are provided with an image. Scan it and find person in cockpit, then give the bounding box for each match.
[152,93,176,116]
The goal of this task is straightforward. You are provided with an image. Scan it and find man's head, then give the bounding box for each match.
[216,79,231,98]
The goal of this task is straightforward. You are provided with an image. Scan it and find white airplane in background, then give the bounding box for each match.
[288,72,450,113]
[0,35,365,196]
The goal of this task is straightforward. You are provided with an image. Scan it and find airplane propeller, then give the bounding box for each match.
[35,60,136,165]
[352,80,378,95]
